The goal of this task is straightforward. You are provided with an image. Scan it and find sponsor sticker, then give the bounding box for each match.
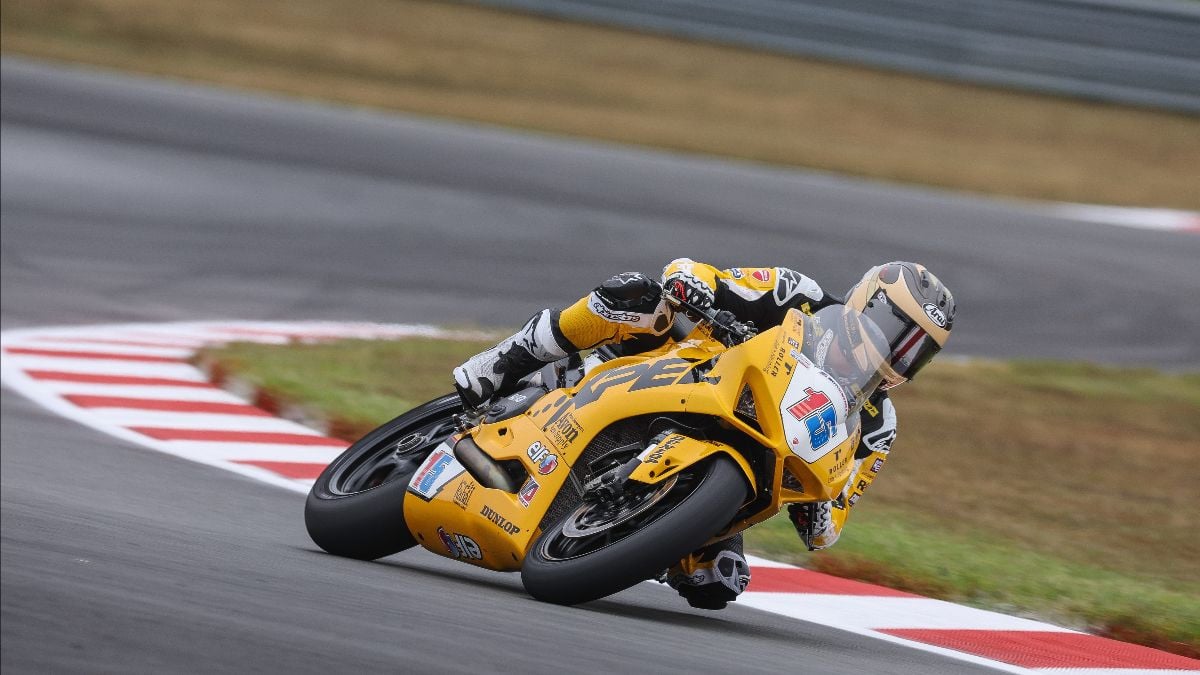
[848,493,860,506]
[786,387,838,451]
[453,479,476,509]
[640,433,684,464]
[408,446,465,500]
[922,302,948,328]
[752,269,772,283]
[526,441,559,475]
[871,458,885,473]
[813,330,834,367]
[518,477,539,507]
[827,451,850,477]
[545,413,581,448]
[437,527,483,560]
[542,358,692,429]
[729,268,744,279]
[480,505,521,535]
[588,295,643,324]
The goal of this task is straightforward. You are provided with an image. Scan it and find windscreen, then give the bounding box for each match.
[802,305,890,414]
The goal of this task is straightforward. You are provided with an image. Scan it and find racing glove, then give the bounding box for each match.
[663,267,716,311]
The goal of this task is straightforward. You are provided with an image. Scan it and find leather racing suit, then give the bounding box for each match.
[453,259,900,610]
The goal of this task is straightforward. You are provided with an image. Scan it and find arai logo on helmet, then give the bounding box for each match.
[922,303,948,328]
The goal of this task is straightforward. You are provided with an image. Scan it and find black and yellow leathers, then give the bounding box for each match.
[452,258,900,608]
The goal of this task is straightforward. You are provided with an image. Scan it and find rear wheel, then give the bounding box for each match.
[521,455,748,605]
[305,394,462,560]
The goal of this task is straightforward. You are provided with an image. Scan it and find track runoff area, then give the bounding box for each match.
[2,320,1195,674]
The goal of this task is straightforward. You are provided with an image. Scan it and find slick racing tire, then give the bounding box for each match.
[305,394,462,561]
[521,455,748,606]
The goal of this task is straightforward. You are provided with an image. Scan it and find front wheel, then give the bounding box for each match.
[521,456,748,605]
[305,393,462,561]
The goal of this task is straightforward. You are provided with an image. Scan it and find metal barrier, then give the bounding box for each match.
[469,0,1200,113]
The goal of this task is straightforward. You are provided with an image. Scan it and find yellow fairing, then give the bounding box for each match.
[403,308,862,570]
[626,433,756,493]
[402,413,569,572]
[675,311,861,538]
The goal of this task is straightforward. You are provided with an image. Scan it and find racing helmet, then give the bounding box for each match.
[843,262,955,389]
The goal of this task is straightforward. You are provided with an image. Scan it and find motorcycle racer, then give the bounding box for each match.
[453,259,955,610]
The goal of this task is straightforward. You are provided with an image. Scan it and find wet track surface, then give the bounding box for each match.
[3,57,1198,673]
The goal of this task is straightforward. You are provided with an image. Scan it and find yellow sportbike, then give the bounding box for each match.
[306,300,886,605]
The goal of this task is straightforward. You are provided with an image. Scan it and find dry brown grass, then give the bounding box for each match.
[3,0,1199,208]
[883,360,1200,584]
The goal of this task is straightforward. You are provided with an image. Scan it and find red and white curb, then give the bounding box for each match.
[2,321,1196,674]
[0,321,449,493]
[740,556,1197,674]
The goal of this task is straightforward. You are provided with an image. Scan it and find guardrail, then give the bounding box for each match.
[469,0,1200,113]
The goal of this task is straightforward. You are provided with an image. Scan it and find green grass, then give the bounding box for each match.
[748,511,1199,654]
[201,336,495,436]
[196,336,1200,656]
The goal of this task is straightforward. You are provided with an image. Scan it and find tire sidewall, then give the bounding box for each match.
[521,455,748,605]
[304,394,461,560]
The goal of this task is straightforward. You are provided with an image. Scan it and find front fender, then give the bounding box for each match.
[626,434,756,494]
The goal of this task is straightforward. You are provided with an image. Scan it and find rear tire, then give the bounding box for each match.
[521,456,747,605]
[305,394,461,561]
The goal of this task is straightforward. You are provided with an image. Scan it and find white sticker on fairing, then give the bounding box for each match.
[778,368,850,463]
[408,442,466,500]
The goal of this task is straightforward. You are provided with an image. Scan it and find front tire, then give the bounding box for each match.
[305,394,462,561]
[521,456,748,605]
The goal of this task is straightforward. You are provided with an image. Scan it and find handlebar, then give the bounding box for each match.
[664,294,757,346]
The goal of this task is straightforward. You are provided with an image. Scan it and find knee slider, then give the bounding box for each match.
[596,272,662,311]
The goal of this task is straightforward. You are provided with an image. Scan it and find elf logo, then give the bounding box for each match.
[526,441,559,475]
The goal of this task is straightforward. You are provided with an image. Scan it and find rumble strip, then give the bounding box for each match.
[2,321,1195,675]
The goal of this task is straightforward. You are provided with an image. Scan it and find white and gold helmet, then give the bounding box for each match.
[843,262,955,390]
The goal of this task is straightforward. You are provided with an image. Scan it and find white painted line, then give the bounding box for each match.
[34,382,248,402]
[739,593,1073,632]
[81,410,320,432]
[1051,204,1200,232]
[745,553,803,568]
[155,442,345,464]
[0,356,201,379]
[1032,670,1196,675]
[10,341,196,357]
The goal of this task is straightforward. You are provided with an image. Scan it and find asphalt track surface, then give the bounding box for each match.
[2,57,1197,673]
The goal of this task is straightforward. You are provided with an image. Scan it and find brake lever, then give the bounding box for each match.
[665,294,754,346]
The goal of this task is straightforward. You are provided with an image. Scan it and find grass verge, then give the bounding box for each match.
[197,337,1200,656]
[3,0,1199,209]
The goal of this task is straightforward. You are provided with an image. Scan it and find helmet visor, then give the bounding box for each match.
[860,292,941,381]
[806,306,889,413]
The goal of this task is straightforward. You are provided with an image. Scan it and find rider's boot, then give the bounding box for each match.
[453,309,572,409]
[666,534,751,610]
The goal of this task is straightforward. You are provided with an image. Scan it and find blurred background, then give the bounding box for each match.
[3,0,1198,670]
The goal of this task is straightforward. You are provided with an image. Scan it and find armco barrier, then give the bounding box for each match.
[469,0,1200,113]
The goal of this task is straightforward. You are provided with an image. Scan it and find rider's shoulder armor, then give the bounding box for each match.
[714,266,833,330]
